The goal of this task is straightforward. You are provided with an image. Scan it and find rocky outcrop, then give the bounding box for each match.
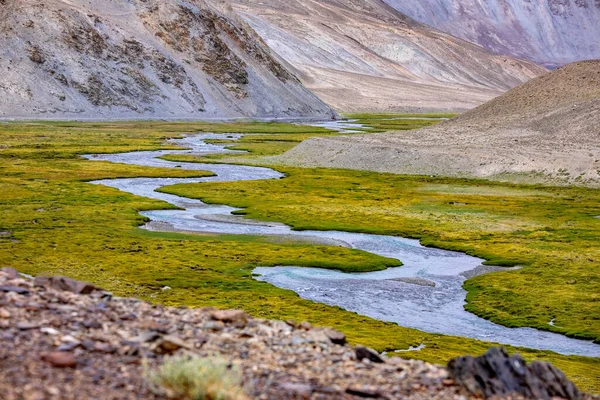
[0,268,591,399]
[449,348,582,400]
[0,0,335,120]
[382,0,600,67]
[229,0,545,113]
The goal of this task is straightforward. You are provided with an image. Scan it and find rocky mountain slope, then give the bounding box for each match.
[383,0,600,67]
[0,0,335,120]
[280,61,600,186]
[0,268,588,399]
[230,0,545,112]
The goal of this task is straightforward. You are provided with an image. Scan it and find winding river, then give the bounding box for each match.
[84,130,600,357]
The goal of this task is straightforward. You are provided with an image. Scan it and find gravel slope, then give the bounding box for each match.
[383,0,600,67]
[230,0,545,113]
[280,61,600,186]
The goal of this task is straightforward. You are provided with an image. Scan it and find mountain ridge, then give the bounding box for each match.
[0,0,336,120]
[230,0,546,112]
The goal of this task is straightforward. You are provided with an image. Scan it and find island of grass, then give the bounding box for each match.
[1,119,599,392]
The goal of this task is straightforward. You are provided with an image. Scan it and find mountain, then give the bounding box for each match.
[230,0,545,112]
[0,0,335,120]
[280,61,600,186]
[382,0,600,67]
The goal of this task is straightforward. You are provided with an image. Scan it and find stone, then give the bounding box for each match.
[0,285,30,295]
[323,328,346,345]
[345,387,383,398]
[355,346,384,364]
[448,347,582,400]
[40,327,59,335]
[0,267,19,279]
[17,322,40,330]
[34,276,100,295]
[153,335,190,354]
[40,352,78,368]
[279,382,314,398]
[210,309,248,324]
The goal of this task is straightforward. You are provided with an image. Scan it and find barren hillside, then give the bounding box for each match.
[383,0,600,67]
[230,0,545,112]
[281,61,600,186]
[0,0,335,120]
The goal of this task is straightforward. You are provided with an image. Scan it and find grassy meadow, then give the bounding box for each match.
[1,118,600,391]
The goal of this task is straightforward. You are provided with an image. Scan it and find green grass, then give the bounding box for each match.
[1,120,600,392]
[163,167,600,344]
[343,112,457,132]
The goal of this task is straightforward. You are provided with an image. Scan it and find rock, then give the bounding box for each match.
[323,328,346,345]
[17,322,40,330]
[40,352,78,368]
[40,327,59,335]
[448,347,582,400]
[279,382,314,398]
[0,285,30,295]
[34,276,100,295]
[153,335,190,355]
[0,267,19,279]
[355,346,384,364]
[210,309,247,324]
[0,309,11,319]
[82,320,102,329]
[345,387,383,398]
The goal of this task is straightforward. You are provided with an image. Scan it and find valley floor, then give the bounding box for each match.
[1,119,599,392]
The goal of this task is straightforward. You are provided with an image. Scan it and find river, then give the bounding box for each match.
[84,129,600,357]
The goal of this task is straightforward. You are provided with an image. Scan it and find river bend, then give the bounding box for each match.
[84,131,600,357]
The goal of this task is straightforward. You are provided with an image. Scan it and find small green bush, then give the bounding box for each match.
[144,355,248,400]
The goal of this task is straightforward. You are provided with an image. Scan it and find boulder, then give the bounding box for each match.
[448,347,581,400]
[34,276,101,295]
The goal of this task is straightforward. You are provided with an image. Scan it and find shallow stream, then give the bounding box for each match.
[84,128,600,357]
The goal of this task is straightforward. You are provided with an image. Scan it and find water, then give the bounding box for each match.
[84,126,600,357]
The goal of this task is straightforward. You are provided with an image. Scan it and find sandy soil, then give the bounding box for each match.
[280,60,600,186]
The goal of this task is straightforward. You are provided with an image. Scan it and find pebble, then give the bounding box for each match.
[0,270,588,400]
[40,352,78,368]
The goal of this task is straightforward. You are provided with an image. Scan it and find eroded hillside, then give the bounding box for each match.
[383,0,600,67]
[230,0,545,112]
[0,0,335,120]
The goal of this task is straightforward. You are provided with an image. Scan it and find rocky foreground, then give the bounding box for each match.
[0,268,591,400]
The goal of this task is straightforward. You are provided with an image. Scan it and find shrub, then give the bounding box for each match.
[144,355,248,400]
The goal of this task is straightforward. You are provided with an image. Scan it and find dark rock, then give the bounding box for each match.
[345,387,385,398]
[34,276,101,295]
[355,346,384,364]
[0,285,30,295]
[40,352,78,368]
[82,320,102,329]
[323,328,346,345]
[448,347,582,400]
